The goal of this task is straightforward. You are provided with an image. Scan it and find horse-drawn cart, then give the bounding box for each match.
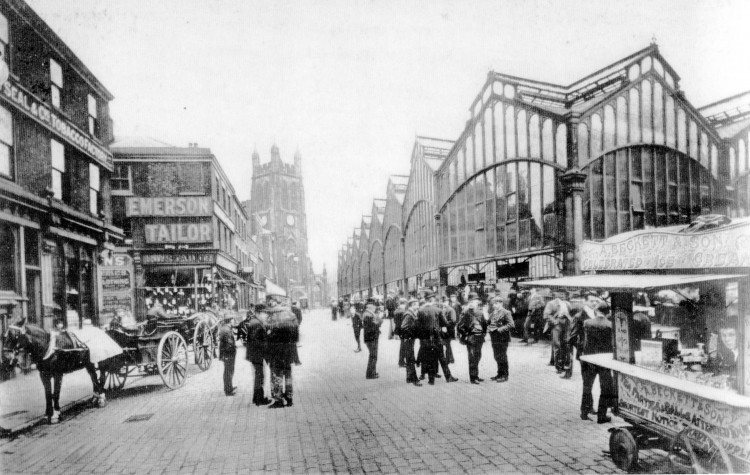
[521,217,750,473]
[99,311,219,390]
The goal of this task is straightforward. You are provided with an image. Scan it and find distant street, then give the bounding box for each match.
[1,309,672,474]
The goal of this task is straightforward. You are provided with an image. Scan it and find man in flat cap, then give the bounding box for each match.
[457,292,487,384]
[400,297,422,386]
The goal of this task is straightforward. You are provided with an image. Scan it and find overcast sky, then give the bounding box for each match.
[26,0,750,278]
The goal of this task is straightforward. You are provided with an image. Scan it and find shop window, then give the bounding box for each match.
[89,163,100,215]
[631,281,741,394]
[51,139,66,201]
[0,222,17,292]
[604,154,617,234]
[0,105,13,179]
[111,163,132,192]
[50,58,63,109]
[87,94,98,137]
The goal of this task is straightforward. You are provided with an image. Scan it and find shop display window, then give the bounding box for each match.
[629,282,741,394]
[0,222,17,292]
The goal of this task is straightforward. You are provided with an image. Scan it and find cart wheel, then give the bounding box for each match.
[193,320,214,371]
[103,366,128,391]
[668,426,733,474]
[157,331,188,390]
[609,428,639,472]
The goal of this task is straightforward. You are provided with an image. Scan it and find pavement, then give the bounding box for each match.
[0,308,674,474]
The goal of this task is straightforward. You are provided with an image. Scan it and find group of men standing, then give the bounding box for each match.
[218,298,302,409]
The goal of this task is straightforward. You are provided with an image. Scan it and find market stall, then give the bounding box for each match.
[521,216,750,473]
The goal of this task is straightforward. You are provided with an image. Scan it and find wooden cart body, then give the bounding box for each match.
[521,216,750,472]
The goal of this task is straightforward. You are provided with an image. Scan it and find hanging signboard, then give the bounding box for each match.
[581,222,750,272]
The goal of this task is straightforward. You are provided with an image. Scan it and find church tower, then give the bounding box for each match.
[250,145,311,303]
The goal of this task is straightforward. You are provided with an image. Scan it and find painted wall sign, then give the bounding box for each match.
[581,223,750,271]
[141,252,215,266]
[0,78,113,170]
[101,269,131,292]
[144,223,212,243]
[618,373,750,464]
[126,197,212,217]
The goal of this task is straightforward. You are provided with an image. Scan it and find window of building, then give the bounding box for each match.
[584,146,717,240]
[0,12,8,64]
[89,163,100,215]
[87,95,98,137]
[0,105,13,178]
[0,222,17,292]
[51,139,65,200]
[111,163,132,192]
[50,58,63,109]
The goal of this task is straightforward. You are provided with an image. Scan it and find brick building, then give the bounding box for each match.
[110,138,259,322]
[0,0,121,331]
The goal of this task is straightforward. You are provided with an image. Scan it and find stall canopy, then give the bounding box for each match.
[519,274,746,292]
[265,280,287,296]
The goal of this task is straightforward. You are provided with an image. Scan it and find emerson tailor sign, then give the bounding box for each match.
[126,197,213,217]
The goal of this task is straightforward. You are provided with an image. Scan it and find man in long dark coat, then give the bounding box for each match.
[218,316,237,396]
[244,306,271,406]
[457,293,487,384]
[393,298,407,367]
[417,292,457,385]
[265,298,299,408]
[487,296,514,382]
[362,299,383,379]
[400,298,422,386]
[580,300,616,423]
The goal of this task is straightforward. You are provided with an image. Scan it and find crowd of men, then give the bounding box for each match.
[218,297,302,409]
[334,287,619,424]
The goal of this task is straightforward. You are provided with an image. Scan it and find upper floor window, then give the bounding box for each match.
[0,105,13,179]
[0,12,8,64]
[111,163,132,192]
[89,163,100,215]
[87,94,98,137]
[51,139,66,200]
[49,59,63,109]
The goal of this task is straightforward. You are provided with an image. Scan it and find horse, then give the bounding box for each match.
[3,320,106,424]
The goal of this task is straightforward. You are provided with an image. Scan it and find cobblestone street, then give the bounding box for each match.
[1,309,672,474]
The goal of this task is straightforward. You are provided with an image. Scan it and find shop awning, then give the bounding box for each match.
[519,273,747,292]
[265,280,287,297]
[216,268,263,288]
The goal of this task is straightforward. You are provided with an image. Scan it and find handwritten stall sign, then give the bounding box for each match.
[581,223,750,271]
[97,251,134,327]
[618,373,750,464]
[613,309,633,363]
